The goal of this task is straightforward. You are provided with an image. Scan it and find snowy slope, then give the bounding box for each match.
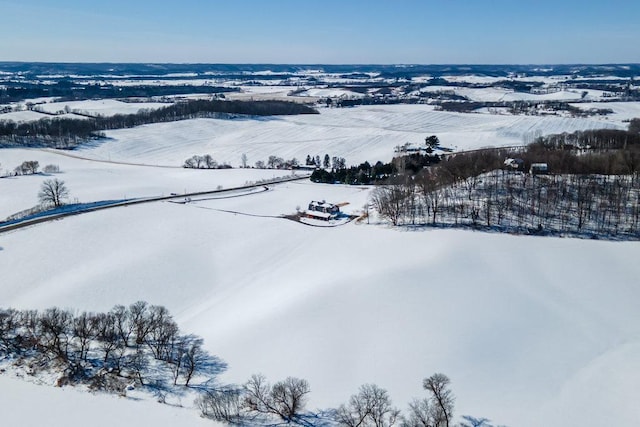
[0,110,52,122]
[36,99,172,116]
[0,375,218,427]
[72,104,622,167]
[0,148,299,218]
[1,175,639,427]
[1,98,639,427]
[569,101,640,123]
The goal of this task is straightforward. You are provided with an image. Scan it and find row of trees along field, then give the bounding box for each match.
[370,126,640,240]
[0,302,226,392]
[0,99,318,149]
[1,303,496,426]
[0,82,237,104]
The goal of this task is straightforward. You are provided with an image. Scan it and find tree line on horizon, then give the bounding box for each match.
[0,82,237,104]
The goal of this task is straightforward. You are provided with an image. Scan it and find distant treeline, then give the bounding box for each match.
[0,83,237,103]
[3,62,640,79]
[0,99,318,148]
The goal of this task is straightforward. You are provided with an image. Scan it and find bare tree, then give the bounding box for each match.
[267,155,284,169]
[38,178,70,207]
[129,301,152,347]
[335,383,400,427]
[203,154,217,169]
[371,186,406,226]
[43,164,60,173]
[460,415,493,427]
[94,312,125,371]
[71,311,96,362]
[176,334,226,386]
[198,387,250,424]
[423,373,454,427]
[402,398,432,427]
[183,157,197,168]
[144,305,178,361]
[243,374,310,423]
[110,305,132,347]
[270,377,311,422]
[20,160,40,174]
[38,307,72,360]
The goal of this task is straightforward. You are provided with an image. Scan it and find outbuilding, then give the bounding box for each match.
[305,200,340,220]
[529,163,549,174]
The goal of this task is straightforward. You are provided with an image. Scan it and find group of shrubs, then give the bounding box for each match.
[1,160,60,177]
[0,302,225,395]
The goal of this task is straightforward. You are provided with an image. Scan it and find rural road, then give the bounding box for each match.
[0,174,310,235]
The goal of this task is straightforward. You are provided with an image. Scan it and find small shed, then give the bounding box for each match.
[529,163,549,175]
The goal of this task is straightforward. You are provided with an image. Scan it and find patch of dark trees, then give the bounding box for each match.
[183,154,232,169]
[335,97,410,108]
[4,62,639,80]
[0,82,237,104]
[0,99,318,149]
[0,302,226,394]
[310,160,397,185]
[436,100,614,115]
[311,153,442,185]
[368,127,640,240]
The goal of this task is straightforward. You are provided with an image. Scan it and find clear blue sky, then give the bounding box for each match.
[1,0,638,64]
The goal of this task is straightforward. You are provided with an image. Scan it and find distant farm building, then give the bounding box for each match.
[504,158,525,171]
[529,163,549,174]
[305,201,341,220]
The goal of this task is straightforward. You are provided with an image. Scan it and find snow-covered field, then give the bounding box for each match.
[0,148,298,218]
[69,104,624,167]
[35,99,172,117]
[0,375,217,427]
[1,102,640,427]
[0,109,56,122]
[569,101,640,122]
[0,99,173,123]
[420,86,607,102]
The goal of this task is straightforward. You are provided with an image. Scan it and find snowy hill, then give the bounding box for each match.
[1,99,639,426]
[0,375,219,427]
[73,105,623,167]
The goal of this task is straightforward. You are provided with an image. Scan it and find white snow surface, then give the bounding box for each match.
[1,102,639,426]
[0,148,299,218]
[1,149,639,426]
[421,86,607,102]
[0,375,218,427]
[36,99,172,116]
[296,88,366,98]
[569,101,640,123]
[0,110,51,122]
[73,104,622,167]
